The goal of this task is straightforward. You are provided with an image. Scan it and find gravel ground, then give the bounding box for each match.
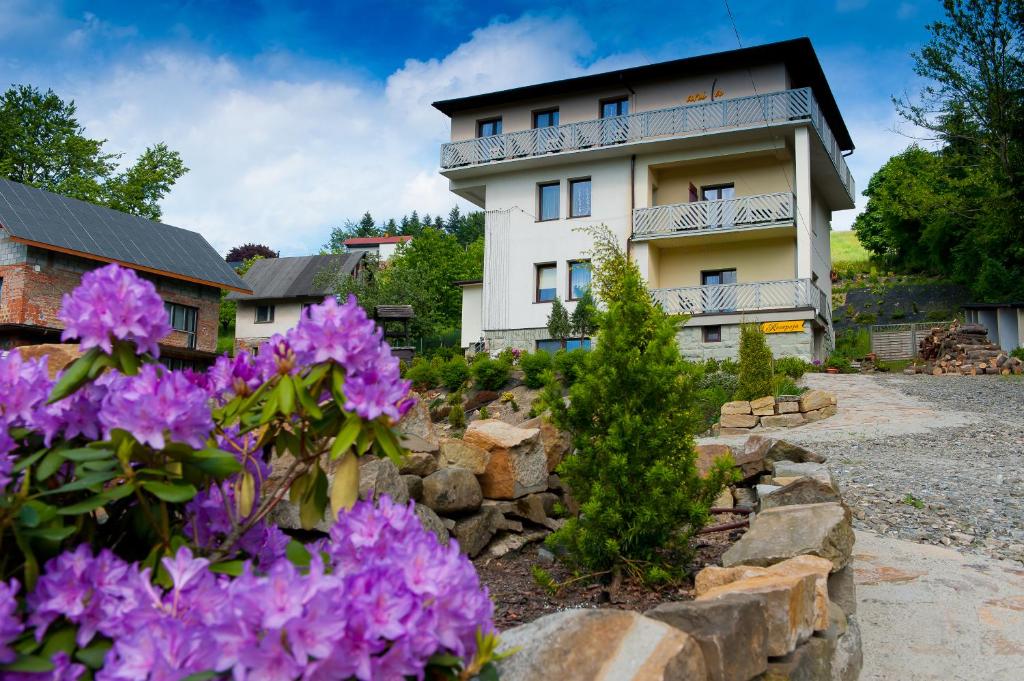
[816,374,1024,565]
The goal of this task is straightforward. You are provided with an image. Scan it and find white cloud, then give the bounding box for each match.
[56,14,619,256]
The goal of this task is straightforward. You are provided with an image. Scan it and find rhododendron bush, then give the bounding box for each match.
[0,264,499,680]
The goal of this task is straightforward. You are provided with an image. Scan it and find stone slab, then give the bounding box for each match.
[722,502,854,572]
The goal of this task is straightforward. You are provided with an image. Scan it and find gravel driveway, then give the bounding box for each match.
[796,373,1024,564]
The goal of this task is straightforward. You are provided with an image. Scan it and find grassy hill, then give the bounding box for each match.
[831,230,871,263]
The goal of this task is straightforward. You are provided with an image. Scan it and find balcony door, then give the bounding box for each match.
[701,184,736,229]
[701,268,737,313]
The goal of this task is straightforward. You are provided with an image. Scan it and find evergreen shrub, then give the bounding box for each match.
[404,357,438,390]
[471,356,511,391]
[439,355,470,392]
[519,351,553,389]
[735,324,774,400]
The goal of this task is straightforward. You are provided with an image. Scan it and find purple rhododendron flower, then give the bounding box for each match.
[0,448,13,491]
[0,578,23,663]
[206,351,261,403]
[99,365,213,449]
[287,296,414,422]
[59,264,171,357]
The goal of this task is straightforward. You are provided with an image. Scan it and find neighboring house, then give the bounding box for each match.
[433,38,855,361]
[0,178,250,368]
[228,253,363,351]
[343,235,412,261]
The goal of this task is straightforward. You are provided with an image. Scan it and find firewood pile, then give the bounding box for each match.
[909,321,1023,376]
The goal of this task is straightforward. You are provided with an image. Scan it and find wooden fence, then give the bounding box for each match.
[870,321,952,360]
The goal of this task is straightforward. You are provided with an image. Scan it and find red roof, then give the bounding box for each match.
[343,236,412,246]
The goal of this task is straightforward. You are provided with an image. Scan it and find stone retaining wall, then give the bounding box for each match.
[715,389,838,436]
[495,434,862,681]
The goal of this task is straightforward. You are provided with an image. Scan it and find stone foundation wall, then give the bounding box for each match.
[483,327,549,353]
[677,324,817,361]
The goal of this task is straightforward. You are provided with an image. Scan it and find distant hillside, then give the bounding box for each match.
[831,230,870,266]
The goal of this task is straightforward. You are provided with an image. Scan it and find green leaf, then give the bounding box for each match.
[40,626,77,659]
[113,341,141,375]
[180,673,218,681]
[208,560,245,576]
[259,392,280,424]
[47,347,102,404]
[12,448,48,473]
[285,540,311,567]
[21,500,57,526]
[56,494,110,515]
[22,526,76,541]
[141,480,197,503]
[75,640,113,669]
[188,449,243,477]
[426,653,461,668]
[299,467,328,530]
[371,421,405,465]
[331,365,346,401]
[294,377,323,419]
[46,471,116,495]
[329,415,362,460]
[79,459,119,472]
[36,449,66,482]
[62,448,114,462]
[18,504,40,527]
[13,529,39,589]
[0,654,55,673]
[277,376,296,415]
[478,662,500,681]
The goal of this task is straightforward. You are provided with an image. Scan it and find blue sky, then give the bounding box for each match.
[0,0,943,255]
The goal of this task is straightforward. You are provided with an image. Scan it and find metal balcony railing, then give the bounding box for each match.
[651,278,828,318]
[439,87,855,200]
[633,192,794,238]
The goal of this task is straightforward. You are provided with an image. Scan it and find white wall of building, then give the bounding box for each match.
[459,284,483,347]
[235,299,307,340]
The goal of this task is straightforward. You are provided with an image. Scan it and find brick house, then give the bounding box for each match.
[0,178,250,368]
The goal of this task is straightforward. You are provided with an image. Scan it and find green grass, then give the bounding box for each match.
[831,231,871,261]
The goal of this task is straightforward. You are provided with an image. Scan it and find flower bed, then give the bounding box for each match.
[0,264,497,680]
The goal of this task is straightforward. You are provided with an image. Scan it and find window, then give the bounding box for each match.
[538,182,560,221]
[476,118,502,137]
[568,260,592,300]
[701,270,737,313]
[533,109,559,128]
[569,178,591,217]
[700,184,735,201]
[536,339,562,354]
[164,302,198,349]
[701,184,736,228]
[255,304,275,324]
[536,264,557,303]
[701,269,737,286]
[702,325,722,343]
[600,97,629,118]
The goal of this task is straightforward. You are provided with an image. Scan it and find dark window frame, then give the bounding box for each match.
[599,96,629,118]
[700,268,737,286]
[702,325,722,343]
[700,183,736,201]
[567,259,592,301]
[532,108,560,129]
[537,181,560,222]
[569,177,592,218]
[476,117,502,137]
[535,262,558,303]
[164,301,198,349]
[255,304,276,324]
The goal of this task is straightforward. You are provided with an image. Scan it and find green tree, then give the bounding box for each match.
[0,85,187,219]
[541,226,733,573]
[570,289,599,340]
[546,299,571,348]
[734,324,774,401]
[323,212,383,252]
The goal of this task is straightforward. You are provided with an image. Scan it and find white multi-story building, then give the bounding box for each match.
[434,38,855,360]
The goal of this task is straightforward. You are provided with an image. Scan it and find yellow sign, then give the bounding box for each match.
[762,320,805,334]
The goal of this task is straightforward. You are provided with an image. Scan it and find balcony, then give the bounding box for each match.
[439,87,855,200]
[633,192,794,240]
[651,278,829,319]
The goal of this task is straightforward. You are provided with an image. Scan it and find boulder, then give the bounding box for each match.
[421,467,482,515]
[695,444,734,478]
[713,488,734,509]
[745,437,826,466]
[761,414,806,428]
[398,451,439,477]
[483,529,548,559]
[750,395,776,416]
[495,609,707,681]
[827,566,857,615]
[721,400,752,415]
[804,405,837,422]
[698,572,817,657]
[755,484,781,500]
[731,443,770,481]
[720,426,759,436]
[733,487,757,510]
[521,416,571,472]
[645,593,768,681]
[413,503,449,544]
[359,458,409,504]
[777,401,800,414]
[760,636,832,680]
[397,399,440,452]
[760,477,841,511]
[452,506,502,557]
[439,437,491,475]
[512,492,559,528]
[402,474,423,502]
[798,390,832,413]
[830,614,863,681]
[722,503,855,572]
[16,344,82,379]
[464,419,547,499]
[695,555,834,631]
[771,462,835,490]
[720,413,758,429]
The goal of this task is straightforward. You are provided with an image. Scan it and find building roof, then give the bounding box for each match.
[432,37,853,152]
[0,178,250,293]
[343,236,413,246]
[226,253,363,301]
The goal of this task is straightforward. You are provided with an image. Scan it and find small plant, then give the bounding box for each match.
[471,355,512,391]
[825,355,855,373]
[439,355,470,392]
[1011,347,1024,361]
[774,356,813,379]
[531,566,559,596]
[500,391,519,411]
[446,389,463,406]
[735,324,774,400]
[497,347,520,366]
[772,374,803,397]
[546,298,572,348]
[448,402,466,428]
[404,357,439,390]
[520,350,553,389]
[477,405,491,420]
[901,494,925,509]
[551,501,568,518]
